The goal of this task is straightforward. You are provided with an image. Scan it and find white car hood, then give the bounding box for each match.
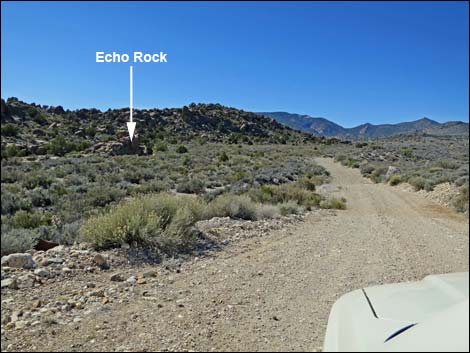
[364,272,469,323]
[324,272,469,352]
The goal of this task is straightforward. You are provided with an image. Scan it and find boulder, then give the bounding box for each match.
[1,278,18,290]
[33,239,59,252]
[1,253,36,269]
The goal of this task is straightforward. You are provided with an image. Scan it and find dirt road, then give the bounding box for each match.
[4,158,468,352]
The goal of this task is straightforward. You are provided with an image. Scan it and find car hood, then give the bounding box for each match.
[364,272,469,323]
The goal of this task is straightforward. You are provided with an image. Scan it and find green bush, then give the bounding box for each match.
[47,135,70,156]
[249,183,323,210]
[435,160,459,170]
[85,185,126,207]
[389,175,402,186]
[26,107,40,118]
[176,179,205,194]
[22,173,53,190]
[278,201,301,216]
[207,194,257,220]
[1,228,37,256]
[219,151,229,162]
[8,210,53,229]
[153,141,168,153]
[255,204,280,219]
[408,176,427,191]
[401,147,413,158]
[80,193,205,253]
[453,183,469,213]
[1,190,32,215]
[1,124,20,137]
[296,176,317,191]
[319,197,347,210]
[176,145,188,154]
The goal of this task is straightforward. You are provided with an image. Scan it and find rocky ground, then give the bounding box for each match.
[1,159,468,352]
[1,214,304,351]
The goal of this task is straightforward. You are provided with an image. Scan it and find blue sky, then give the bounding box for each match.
[1,1,468,127]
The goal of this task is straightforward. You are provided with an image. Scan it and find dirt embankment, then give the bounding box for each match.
[2,158,468,352]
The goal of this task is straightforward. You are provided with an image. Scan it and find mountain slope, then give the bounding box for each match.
[1,98,320,157]
[258,112,468,139]
[257,112,347,136]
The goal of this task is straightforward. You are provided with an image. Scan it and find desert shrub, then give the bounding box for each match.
[296,176,317,191]
[250,183,322,210]
[334,155,348,163]
[1,190,32,215]
[1,227,38,256]
[132,180,170,195]
[278,201,301,216]
[22,173,53,190]
[176,145,188,154]
[30,188,53,207]
[370,167,387,183]
[47,135,70,156]
[26,107,39,118]
[434,160,459,170]
[389,175,402,186]
[80,193,205,253]
[7,210,53,229]
[320,197,347,210]
[176,179,205,194]
[32,113,47,125]
[408,176,427,191]
[219,151,229,162]
[347,159,360,168]
[2,145,19,158]
[231,171,248,182]
[401,147,413,158]
[153,141,168,153]
[255,204,280,219]
[85,185,126,207]
[355,142,368,148]
[360,164,375,175]
[207,194,257,220]
[453,183,469,213]
[1,124,20,137]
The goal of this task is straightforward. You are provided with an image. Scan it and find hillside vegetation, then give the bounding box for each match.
[1,98,324,158]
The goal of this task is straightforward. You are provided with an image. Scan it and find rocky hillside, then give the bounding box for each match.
[259,112,469,139]
[1,98,320,158]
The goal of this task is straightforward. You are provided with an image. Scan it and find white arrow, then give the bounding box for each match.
[127,65,136,141]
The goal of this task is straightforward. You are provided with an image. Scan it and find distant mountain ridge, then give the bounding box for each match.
[258,112,469,139]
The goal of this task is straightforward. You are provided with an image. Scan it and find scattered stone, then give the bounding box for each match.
[137,278,146,285]
[17,274,36,289]
[34,268,50,278]
[15,320,29,329]
[1,253,36,269]
[87,289,105,298]
[127,276,137,285]
[142,270,158,278]
[110,273,125,282]
[101,297,110,305]
[1,278,18,290]
[47,258,64,265]
[93,254,109,270]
